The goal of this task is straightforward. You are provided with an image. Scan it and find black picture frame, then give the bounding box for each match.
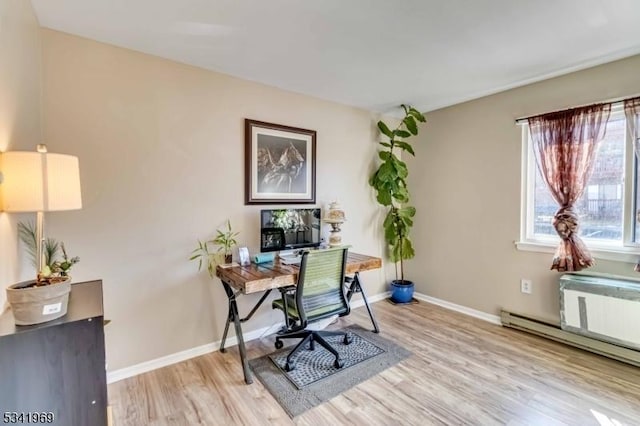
[245,119,316,204]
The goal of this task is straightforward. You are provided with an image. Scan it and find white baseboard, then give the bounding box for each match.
[350,290,390,308]
[107,324,274,384]
[413,292,501,325]
[107,290,498,384]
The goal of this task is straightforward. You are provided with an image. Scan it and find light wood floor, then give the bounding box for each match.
[109,300,640,425]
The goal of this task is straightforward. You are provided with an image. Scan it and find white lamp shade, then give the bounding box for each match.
[1,151,82,212]
[323,201,346,223]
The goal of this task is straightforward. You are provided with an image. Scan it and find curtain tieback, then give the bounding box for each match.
[553,207,579,240]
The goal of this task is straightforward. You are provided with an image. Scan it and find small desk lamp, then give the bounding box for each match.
[323,201,346,247]
[0,144,82,273]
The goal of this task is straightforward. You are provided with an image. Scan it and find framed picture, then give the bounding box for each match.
[245,119,316,204]
[238,247,250,266]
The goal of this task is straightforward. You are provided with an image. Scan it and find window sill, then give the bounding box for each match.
[515,240,640,264]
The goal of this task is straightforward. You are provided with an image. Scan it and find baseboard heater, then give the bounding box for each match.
[500,310,640,367]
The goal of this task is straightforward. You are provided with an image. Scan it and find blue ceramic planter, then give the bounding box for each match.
[390,280,414,303]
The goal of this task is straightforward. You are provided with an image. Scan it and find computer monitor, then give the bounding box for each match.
[260,208,321,252]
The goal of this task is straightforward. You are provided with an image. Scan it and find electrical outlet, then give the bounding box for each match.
[521,279,532,294]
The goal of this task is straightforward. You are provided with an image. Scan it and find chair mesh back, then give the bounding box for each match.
[296,247,348,324]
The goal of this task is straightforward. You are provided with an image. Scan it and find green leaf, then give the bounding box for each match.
[384,152,397,167]
[399,214,413,228]
[401,238,415,260]
[18,221,38,268]
[398,206,416,217]
[409,108,426,122]
[377,121,393,138]
[392,159,408,179]
[393,187,409,203]
[378,151,390,161]
[376,190,393,206]
[384,224,398,245]
[376,162,397,182]
[384,209,399,225]
[395,141,415,156]
[379,142,392,148]
[18,221,63,270]
[394,130,411,138]
[385,177,402,193]
[403,116,418,135]
[370,172,390,189]
[383,212,399,244]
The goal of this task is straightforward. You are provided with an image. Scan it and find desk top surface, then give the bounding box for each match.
[216,252,381,294]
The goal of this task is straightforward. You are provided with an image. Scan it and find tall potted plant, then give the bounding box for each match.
[369,104,426,303]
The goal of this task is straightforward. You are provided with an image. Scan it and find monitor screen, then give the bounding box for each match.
[260,208,321,252]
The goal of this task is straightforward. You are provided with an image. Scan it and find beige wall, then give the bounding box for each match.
[0,0,42,306]
[21,14,640,373]
[40,29,389,371]
[408,54,640,322]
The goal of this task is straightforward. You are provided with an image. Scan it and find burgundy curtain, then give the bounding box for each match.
[625,97,640,160]
[528,104,611,272]
[624,98,640,271]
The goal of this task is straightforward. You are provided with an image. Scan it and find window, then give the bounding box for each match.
[519,105,640,261]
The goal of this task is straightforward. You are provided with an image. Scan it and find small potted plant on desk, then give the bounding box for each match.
[190,220,239,277]
[369,104,426,303]
[6,222,80,325]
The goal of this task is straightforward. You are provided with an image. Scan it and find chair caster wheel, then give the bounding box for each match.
[334,359,344,369]
[343,334,352,345]
[285,362,295,372]
[275,340,283,349]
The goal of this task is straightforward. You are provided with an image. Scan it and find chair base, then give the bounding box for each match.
[275,329,352,371]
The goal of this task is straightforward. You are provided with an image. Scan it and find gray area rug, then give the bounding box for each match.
[248,324,412,418]
[269,330,385,389]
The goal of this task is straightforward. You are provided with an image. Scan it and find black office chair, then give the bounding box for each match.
[272,247,351,371]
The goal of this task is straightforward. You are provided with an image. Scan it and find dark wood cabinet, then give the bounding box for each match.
[0,280,107,426]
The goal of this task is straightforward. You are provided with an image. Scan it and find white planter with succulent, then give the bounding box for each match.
[7,222,80,325]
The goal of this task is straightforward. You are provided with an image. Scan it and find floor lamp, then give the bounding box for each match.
[0,145,82,274]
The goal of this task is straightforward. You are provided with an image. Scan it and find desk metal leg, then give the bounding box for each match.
[220,281,252,384]
[346,272,380,334]
[219,300,232,353]
[219,282,277,384]
[231,297,252,384]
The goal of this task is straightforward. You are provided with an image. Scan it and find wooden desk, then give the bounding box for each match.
[215,252,382,384]
[217,252,381,294]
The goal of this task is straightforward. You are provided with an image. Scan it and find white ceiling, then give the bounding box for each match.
[31,0,640,114]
